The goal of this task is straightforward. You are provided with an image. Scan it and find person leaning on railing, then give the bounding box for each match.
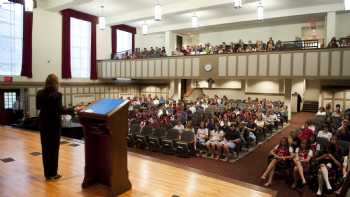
[328,37,340,48]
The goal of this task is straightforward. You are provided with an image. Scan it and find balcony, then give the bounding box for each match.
[97,45,350,80]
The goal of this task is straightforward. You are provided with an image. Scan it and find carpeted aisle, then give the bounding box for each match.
[129,112,318,197]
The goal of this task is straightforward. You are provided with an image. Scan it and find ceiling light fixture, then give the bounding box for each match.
[24,0,33,12]
[154,0,162,21]
[99,5,106,30]
[99,16,106,30]
[192,13,198,28]
[257,0,264,20]
[345,0,350,10]
[142,22,148,35]
[233,0,242,8]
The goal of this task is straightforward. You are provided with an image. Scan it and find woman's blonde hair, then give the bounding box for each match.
[45,74,59,91]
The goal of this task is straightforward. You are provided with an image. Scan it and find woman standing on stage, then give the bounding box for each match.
[36,74,63,180]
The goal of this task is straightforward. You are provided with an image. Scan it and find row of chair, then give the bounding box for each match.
[128,125,195,157]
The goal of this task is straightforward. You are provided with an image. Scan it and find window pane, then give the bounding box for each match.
[116,30,132,53]
[70,17,91,79]
[4,91,17,109]
[0,3,23,76]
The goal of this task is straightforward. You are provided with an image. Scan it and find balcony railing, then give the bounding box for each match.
[110,39,324,61]
[99,45,350,80]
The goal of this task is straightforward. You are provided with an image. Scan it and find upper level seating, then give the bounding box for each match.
[109,36,349,61]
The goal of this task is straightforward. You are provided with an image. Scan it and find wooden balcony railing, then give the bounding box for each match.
[98,47,350,80]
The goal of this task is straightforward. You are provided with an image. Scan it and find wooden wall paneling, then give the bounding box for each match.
[176,58,184,77]
[248,55,258,76]
[293,53,304,76]
[192,58,200,77]
[136,60,142,77]
[162,59,169,77]
[131,61,136,77]
[116,61,121,78]
[155,59,162,77]
[227,56,237,76]
[259,54,268,76]
[280,53,292,76]
[148,60,155,77]
[142,60,148,77]
[269,53,279,76]
[120,61,126,77]
[169,59,176,77]
[331,51,341,76]
[125,61,131,78]
[218,56,227,77]
[320,52,329,76]
[184,58,192,77]
[237,55,247,76]
[342,50,350,76]
[305,52,319,76]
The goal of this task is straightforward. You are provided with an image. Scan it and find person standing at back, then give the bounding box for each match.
[36,74,63,180]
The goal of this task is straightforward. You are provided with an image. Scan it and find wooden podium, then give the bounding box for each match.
[78,99,131,197]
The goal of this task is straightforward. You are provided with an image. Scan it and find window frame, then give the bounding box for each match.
[0,2,24,76]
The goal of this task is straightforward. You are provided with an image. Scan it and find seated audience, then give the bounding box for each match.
[220,125,241,161]
[292,139,313,188]
[314,136,343,196]
[261,137,294,186]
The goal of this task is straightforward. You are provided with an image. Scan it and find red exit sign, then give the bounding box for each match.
[3,76,13,83]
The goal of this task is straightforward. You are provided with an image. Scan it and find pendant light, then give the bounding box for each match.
[142,22,148,35]
[24,0,33,12]
[154,0,162,21]
[257,0,264,20]
[192,13,198,28]
[233,0,242,8]
[99,5,106,30]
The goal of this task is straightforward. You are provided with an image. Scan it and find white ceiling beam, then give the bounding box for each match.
[106,0,258,25]
[145,3,344,34]
[41,0,95,11]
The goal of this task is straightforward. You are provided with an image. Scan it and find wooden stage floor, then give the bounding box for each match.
[0,126,276,197]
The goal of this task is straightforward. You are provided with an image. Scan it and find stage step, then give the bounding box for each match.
[302,101,319,113]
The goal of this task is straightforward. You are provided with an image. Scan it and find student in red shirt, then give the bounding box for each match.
[298,121,314,141]
[261,137,294,186]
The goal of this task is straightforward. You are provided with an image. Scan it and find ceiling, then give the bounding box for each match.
[38,0,347,34]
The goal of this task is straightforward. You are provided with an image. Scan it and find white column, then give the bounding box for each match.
[165,31,176,56]
[326,12,336,45]
[169,79,182,101]
[285,79,292,120]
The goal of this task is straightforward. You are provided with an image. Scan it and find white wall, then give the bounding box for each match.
[97,27,112,60]
[245,79,284,94]
[135,32,165,49]
[304,79,321,102]
[336,12,350,38]
[198,22,321,45]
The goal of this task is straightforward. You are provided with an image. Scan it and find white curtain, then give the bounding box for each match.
[0,2,23,76]
[70,17,91,78]
[117,29,132,53]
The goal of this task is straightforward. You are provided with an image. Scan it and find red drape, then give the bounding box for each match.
[111,24,136,57]
[21,9,33,78]
[61,11,71,79]
[9,0,33,78]
[60,9,98,80]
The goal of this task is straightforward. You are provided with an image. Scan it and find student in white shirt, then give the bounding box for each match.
[317,126,333,141]
[173,121,185,134]
[206,126,224,160]
[292,140,313,188]
[316,107,327,116]
[196,122,208,152]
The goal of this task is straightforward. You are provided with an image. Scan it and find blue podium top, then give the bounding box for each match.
[84,99,125,115]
